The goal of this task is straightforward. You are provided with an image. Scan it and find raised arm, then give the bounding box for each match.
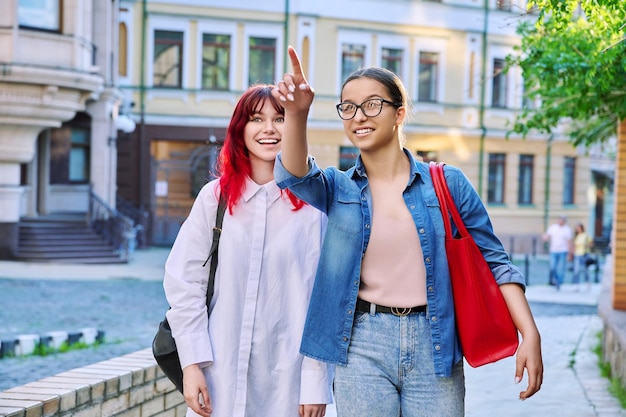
[272,46,314,178]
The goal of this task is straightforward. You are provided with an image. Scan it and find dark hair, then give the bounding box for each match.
[216,85,304,213]
[340,67,412,112]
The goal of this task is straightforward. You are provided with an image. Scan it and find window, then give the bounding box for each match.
[492,58,507,108]
[50,113,91,184]
[418,52,439,102]
[381,48,403,77]
[518,154,534,204]
[248,37,276,86]
[202,34,230,90]
[487,153,506,204]
[563,157,576,205]
[153,30,183,88]
[341,44,365,81]
[339,146,359,170]
[18,0,60,31]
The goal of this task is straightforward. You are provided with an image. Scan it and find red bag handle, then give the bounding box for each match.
[429,162,470,239]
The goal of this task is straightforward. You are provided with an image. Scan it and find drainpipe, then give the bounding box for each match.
[283,0,290,71]
[477,0,489,198]
[138,0,147,211]
[543,134,553,232]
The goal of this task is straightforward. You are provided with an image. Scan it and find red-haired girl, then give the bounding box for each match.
[164,85,332,417]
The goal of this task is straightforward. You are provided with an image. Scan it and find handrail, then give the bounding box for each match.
[88,190,141,261]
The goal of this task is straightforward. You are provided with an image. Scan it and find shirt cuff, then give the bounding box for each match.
[299,357,334,405]
[175,330,214,370]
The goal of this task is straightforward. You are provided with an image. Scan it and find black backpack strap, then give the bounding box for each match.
[202,193,227,309]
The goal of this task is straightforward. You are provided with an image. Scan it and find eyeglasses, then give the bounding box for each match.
[335,98,402,120]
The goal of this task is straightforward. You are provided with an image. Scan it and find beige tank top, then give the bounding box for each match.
[359,206,427,307]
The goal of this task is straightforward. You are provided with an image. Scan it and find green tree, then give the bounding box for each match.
[507,0,626,146]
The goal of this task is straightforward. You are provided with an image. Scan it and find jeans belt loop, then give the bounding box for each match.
[370,302,376,316]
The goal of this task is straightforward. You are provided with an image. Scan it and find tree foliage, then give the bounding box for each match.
[507,0,626,146]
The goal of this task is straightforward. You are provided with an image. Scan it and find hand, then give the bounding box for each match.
[272,46,315,113]
[514,332,544,400]
[299,404,327,417]
[182,364,212,416]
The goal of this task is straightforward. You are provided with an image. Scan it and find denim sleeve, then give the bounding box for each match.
[444,165,527,290]
[274,152,333,213]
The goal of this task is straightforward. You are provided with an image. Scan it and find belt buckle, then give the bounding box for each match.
[390,307,411,316]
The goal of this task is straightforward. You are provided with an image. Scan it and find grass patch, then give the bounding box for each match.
[593,331,626,408]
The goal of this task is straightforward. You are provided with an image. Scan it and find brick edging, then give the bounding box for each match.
[0,348,185,417]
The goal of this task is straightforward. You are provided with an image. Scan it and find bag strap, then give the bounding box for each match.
[202,193,227,310]
[429,162,470,239]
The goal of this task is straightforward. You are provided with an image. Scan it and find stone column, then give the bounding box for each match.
[0,124,46,258]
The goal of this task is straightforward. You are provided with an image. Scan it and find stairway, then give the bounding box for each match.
[15,214,127,264]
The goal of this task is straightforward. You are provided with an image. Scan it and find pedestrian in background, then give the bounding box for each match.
[572,223,592,291]
[273,46,543,417]
[543,216,573,290]
[163,85,333,417]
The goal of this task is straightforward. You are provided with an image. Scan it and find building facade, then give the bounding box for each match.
[0,0,131,259]
[115,0,608,250]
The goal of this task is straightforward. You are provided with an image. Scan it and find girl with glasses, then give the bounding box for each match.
[163,85,333,417]
[273,47,543,416]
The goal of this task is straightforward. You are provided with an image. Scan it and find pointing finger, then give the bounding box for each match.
[287,45,307,83]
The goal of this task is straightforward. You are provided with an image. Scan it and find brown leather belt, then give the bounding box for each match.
[356,298,427,316]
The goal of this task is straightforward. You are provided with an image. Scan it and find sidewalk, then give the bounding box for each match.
[0,249,622,415]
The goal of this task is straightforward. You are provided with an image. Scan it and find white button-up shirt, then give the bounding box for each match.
[164,178,333,417]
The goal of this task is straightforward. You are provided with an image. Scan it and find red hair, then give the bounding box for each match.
[216,85,305,213]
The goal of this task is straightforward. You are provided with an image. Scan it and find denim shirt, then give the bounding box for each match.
[274,149,525,377]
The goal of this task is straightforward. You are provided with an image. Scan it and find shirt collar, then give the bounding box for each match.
[242,177,281,203]
[351,148,425,185]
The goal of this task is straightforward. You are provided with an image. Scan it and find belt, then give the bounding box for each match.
[356,298,427,316]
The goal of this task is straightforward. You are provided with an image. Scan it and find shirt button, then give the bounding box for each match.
[428,286,434,292]
[435,345,441,351]
[343,336,348,342]
[431,316,437,322]
[348,310,353,315]
[365,224,370,229]
[354,281,358,286]
[425,257,431,263]
[361,196,366,201]
[419,228,425,234]
[410,205,415,209]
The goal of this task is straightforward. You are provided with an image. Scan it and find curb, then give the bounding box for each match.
[0,328,105,358]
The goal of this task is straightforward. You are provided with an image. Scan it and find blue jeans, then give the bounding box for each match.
[549,251,568,287]
[334,310,465,417]
[573,255,589,284]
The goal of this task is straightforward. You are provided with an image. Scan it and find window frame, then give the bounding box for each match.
[243,24,283,88]
[376,34,409,79]
[414,37,447,109]
[336,31,372,93]
[487,153,506,204]
[563,156,576,205]
[49,113,91,185]
[418,51,440,103]
[491,58,508,108]
[147,17,190,90]
[153,30,184,89]
[196,21,237,93]
[517,154,534,205]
